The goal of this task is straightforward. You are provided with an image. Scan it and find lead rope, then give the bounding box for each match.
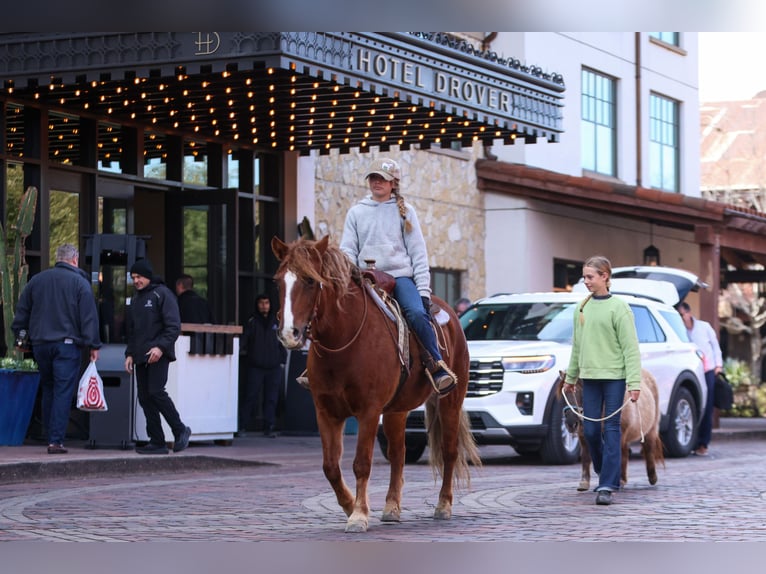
[562,389,646,443]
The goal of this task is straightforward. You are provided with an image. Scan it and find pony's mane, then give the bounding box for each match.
[280,238,357,300]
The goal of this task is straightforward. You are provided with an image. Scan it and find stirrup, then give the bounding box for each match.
[426,360,457,397]
[296,369,310,389]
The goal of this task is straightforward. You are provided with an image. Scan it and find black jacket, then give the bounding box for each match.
[12,262,102,349]
[177,290,213,324]
[241,312,287,369]
[125,281,181,364]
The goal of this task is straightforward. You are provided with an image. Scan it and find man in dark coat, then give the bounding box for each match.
[124,259,191,455]
[239,294,287,437]
[175,274,213,324]
[12,243,102,455]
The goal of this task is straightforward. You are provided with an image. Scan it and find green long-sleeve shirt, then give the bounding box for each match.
[565,294,642,391]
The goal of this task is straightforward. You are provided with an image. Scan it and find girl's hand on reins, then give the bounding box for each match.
[629,389,640,402]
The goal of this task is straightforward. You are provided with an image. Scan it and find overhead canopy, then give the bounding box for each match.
[0,32,565,158]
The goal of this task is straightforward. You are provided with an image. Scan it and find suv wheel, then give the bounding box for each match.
[662,386,698,457]
[539,394,581,465]
[376,429,427,464]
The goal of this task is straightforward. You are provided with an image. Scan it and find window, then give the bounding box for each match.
[649,94,679,192]
[430,268,461,309]
[553,258,584,292]
[581,69,616,176]
[630,305,666,343]
[183,139,208,185]
[650,32,679,46]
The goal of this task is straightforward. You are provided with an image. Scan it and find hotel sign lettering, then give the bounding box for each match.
[355,47,512,114]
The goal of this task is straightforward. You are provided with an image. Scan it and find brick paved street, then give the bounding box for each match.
[2,422,766,542]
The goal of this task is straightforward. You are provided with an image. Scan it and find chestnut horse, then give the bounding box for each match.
[560,369,664,491]
[272,236,480,533]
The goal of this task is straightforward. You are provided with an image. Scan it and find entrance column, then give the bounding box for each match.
[695,225,721,333]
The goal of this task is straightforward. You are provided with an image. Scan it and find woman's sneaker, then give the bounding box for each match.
[595,490,613,505]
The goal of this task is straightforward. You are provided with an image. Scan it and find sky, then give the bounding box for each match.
[698,32,766,102]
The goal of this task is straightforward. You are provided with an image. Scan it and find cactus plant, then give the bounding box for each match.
[0,185,38,369]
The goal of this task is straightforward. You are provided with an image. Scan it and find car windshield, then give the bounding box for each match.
[460,302,577,342]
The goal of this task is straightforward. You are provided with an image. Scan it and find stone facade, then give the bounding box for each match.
[314,145,487,305]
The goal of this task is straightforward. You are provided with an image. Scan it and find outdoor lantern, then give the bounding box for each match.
[643,244,661,266]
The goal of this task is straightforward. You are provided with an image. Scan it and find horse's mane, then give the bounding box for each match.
[280,238,358,301]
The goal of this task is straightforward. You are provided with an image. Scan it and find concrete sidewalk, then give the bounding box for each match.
[1,417,765,484]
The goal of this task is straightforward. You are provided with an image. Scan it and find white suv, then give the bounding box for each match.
[378,268,708,465]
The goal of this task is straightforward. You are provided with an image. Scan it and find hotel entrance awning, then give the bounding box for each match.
[0,32,565,158]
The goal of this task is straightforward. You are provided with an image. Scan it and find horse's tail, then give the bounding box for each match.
[425,398,482,487]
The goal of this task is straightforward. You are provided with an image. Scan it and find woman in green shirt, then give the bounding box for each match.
[564,255,641,506]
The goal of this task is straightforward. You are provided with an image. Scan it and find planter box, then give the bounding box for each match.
[0,369,41,446]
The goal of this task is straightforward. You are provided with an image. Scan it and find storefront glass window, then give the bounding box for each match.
[49,189,79,262]
[183,205,209,296]
[226,149,239,189]
[4,162,24,233]
[183,139,208,185]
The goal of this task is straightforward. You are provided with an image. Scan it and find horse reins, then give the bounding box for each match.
[309,282,369,354]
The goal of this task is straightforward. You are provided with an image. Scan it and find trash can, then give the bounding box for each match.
[282,349,318,435]
[87,344,135,449]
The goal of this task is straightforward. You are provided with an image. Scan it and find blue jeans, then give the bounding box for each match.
[33,341,82,445]
[697,370,716,449]
[393,277,443,366]
[582,378,626,492]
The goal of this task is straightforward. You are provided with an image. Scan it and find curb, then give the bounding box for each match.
[0,455,272,485]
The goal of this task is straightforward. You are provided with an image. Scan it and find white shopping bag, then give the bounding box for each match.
[76,360,108,411]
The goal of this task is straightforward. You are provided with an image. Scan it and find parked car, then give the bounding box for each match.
[377,268,707,465]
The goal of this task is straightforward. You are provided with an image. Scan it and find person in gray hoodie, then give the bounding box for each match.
[339,157,456,396]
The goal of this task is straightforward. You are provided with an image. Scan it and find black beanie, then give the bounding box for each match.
[130,259,154,279]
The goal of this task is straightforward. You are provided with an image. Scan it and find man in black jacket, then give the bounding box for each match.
[239,294,287,437]
[175,274,213,324]
[124,259,191,455]
[12,243,102,455]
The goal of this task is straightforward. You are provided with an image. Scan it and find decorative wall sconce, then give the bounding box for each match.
[643,244,660,266]
[643,224,660,266]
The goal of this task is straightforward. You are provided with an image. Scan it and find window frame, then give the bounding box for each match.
[649,93,680,193]
[581,68,617,177]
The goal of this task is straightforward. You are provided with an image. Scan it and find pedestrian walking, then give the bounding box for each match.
[678,301,723,456]
[124,259,191,455]
[12,243,102,454]
[564,255,641,505]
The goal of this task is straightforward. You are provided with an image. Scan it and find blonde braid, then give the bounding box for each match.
[394,189,413,233]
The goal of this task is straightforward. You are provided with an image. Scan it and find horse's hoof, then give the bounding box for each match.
[345,521,368,533]
[345,516,369,533]
[381,508,401,522]
[433,506,452,520]
[577,482,590,492]
[648,472,658,485]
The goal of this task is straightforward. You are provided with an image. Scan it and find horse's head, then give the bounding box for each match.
[271,235,329,350]
[558,371,583,433]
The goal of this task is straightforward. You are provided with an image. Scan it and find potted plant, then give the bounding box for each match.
[0,185,40,446]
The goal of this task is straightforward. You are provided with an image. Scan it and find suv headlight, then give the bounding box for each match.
[501,355,556,374]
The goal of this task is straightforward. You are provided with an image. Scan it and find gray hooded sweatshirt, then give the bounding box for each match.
[340,196,432,297]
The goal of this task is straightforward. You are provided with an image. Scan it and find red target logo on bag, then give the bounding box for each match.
[77,361,108,412]
[83,376,105,409]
